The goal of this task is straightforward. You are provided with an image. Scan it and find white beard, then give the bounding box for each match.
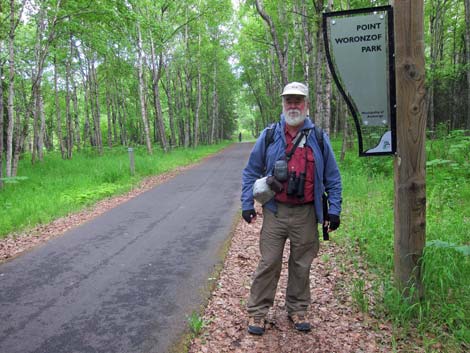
[284,108,306,127]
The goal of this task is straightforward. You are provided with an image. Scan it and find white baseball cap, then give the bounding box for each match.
[281,82,308,97]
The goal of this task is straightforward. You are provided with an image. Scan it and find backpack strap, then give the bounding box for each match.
[264,122,277,150]
[314,125,324,156]
[265,123,324,155]
[285,129,310,161]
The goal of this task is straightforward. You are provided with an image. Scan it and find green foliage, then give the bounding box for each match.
[187,311,208,336]
[351,278,369,313]
[337,132,470,350]
[0,141,231,237]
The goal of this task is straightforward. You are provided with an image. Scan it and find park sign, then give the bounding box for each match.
[323,6,396,156]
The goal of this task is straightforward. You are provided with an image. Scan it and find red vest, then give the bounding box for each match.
[275,127,315,204]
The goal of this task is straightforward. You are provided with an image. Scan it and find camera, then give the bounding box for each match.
[274,160,288,182]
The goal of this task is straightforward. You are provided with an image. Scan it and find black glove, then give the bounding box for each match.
[266,176,283,193]
[242,209,257,223]
[328,214,340,231]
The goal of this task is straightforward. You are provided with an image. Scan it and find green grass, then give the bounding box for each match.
[186,311,208,336]
[0,142,231,238]
[333,130,470,351]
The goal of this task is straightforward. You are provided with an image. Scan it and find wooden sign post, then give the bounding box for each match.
[392,0,426,298]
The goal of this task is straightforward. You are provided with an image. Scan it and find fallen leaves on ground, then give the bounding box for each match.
[188,205,396,353]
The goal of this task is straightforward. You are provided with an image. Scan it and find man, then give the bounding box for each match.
[241,82,342,335]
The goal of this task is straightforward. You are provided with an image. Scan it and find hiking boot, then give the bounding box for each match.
[247,316,265,335]
[288,313,311,332]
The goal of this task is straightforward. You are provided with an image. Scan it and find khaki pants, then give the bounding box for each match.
[247,203,319,317]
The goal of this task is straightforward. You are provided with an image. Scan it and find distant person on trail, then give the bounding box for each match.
[239,132,242,142]
[240,82,342,335]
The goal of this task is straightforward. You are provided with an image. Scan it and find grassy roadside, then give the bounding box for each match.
[0,142,232,238]
[334,130,470,352]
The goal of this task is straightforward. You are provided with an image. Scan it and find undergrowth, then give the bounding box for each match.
[0,142,231,238]
[333,129,470,352]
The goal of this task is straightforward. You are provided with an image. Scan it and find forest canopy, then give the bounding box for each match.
[1,0,469,178]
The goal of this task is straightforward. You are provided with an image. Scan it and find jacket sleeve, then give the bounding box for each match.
[241,131,267,211]
[322,132,342,216]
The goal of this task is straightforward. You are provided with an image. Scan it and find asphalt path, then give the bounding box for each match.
[0,142,254,353]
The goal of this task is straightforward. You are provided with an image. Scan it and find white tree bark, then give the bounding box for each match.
[136,22,153,154]
[163,65,177,147]
[255,0,289,86]
[6,0,16,177]
[149,36,168,152]
[38,93,45,160]
[54,55,65,158]
[193,33,202,148]
[210,64,218,144]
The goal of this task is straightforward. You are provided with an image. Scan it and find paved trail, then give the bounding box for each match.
[0,143,253,353]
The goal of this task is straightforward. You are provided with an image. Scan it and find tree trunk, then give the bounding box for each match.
[340,114,348,162]
[149,37,168,152]
[175,69,185,146]
[106,89,113,148]
[184,73,192,147]
[54,55,66,158]
[210,64,218,144]
[31,71,40,163]
[82,78,92,147]
[72,80,80,150]
[118,85,128,145]
[163,65,176,147]
[0,63,4,188]
[6,0,16,177]
[333,89,340,137]
[193,34,202,148]
[321,0,333,134]
[314,23,323,127]
[109,85,118,145]
[12,80,32,176]
[465,0,470,130]
[255,0,288,86]
[136,23,152,154]
[301,0,315,108]
[31,89,42,163]
[38,93,45,160]
[65,41,73,159]
[426,0,448,133]
[11,105,22,177]
[89,58,103,154]
[45,114,53,151]
[31,5,45,164]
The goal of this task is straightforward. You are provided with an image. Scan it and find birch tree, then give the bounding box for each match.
[464,0,470,129]
[254,0,289,86]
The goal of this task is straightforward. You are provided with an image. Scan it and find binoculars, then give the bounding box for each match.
[286,171,306,198]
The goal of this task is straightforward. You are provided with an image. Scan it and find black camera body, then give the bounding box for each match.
[273,160,288,182]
